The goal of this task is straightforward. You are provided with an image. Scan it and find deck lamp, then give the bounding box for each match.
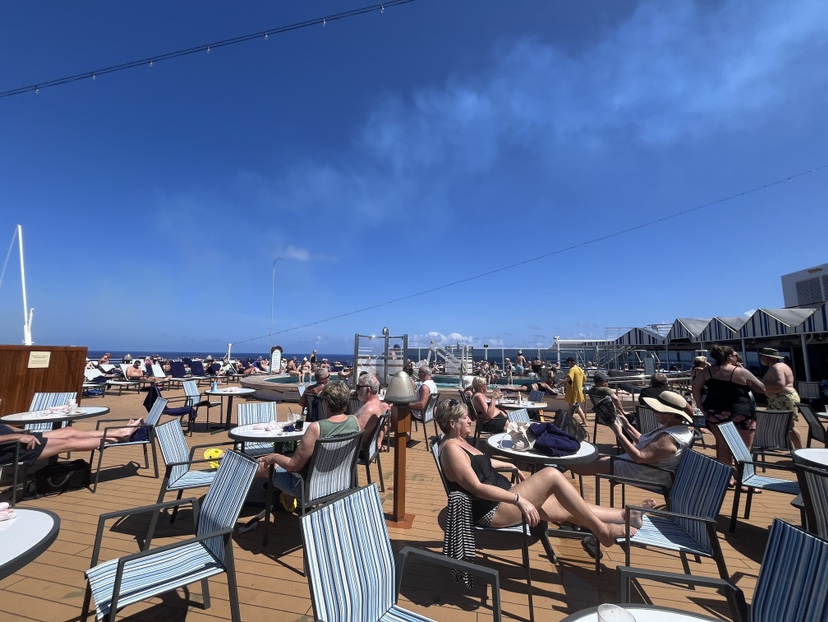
[384,370,417,524]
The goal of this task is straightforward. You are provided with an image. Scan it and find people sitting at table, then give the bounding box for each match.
[436,399,648,545]
[568,391,695,487]
[256,380,360,512]
[1,420,144,467]
[470,376,507,433]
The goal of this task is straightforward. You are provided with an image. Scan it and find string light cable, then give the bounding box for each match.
[0,1,415,99]
[229,163,828,346]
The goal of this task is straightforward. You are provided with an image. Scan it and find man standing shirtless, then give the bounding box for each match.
[759,347,802,449]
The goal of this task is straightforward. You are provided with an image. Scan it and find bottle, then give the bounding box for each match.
[211,380,218,392]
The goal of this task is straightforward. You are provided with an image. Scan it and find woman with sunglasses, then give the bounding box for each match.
[436,399,650,547]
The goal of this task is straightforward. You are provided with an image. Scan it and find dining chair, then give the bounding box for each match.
[718,421,800,532]
[234,401,280,457]
[154,419,233,523]
[752,409,794,467]
[25,392,77,433]
[89,397,166,493]
[411,392,439,450]
[81,450,258,622]
[527,390,544,403]
[635,404,660,435]
[0,440,23,507]
[507,408,531,424]
[357,413,389,492]
[799,403,828,447]
[619,519,828,622]
[181,380,221,431]
[794,463,828,539]
[594,449,732,580]
[302,483,502,622]
[295,429,364,515]
[430,437,555,622]
[143,384,197,435]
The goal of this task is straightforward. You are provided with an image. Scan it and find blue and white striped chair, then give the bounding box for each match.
[155,419,232,523]
[411,392,439,450]
[302,483,502,622]
[507,408,531,423]
[596,449,732,580]
[182,380,221,431]
[81,450,258,622]
[752,409,794,466]
[26,391,76,433]
[235,401,280,457]
[357,414,389,492]
[620,519,828,622]
[795,463,828,539]
[296,429,364,515]
[718,421,800,533]
[89,397,166,493]
[527,390,544,403]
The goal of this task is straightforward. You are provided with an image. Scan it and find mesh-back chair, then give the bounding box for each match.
[718,421,800,532]
[357,414,389,491]
[305,393,329,422]
[89,397,166,493]
[235,402,280,457]
[799,403,828,447]
[411,392,439,450]
[620,519,828,622]
[752,409,794,466]
[430,437,555,622]
[347,395,362,416]
[589,395,617,442]
[595,450,732,579]
[468,393,498,448]
[527,390,544,403]
[795,463,828,539]
[635,405,660,434]
[155,419,232,523]
[295,430,364,515]
[82,450,258,622]
[302,483,502,622]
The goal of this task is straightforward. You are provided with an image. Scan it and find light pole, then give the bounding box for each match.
[270,258,283,352]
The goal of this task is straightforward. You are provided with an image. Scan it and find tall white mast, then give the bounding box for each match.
[18,225,34,345]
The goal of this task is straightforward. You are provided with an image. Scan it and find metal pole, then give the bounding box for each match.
[18,225,33,345]
[269,258,283,352]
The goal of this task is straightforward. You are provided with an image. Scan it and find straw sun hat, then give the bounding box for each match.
[641,391,693,424]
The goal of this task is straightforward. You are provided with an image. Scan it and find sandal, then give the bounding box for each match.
[581,535,603,560]
[280,492,298,513]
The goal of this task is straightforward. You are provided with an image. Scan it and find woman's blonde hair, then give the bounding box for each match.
[471,376,488,391]
[435,399,468,434]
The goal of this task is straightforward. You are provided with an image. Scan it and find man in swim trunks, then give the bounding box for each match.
[759,347,803,449]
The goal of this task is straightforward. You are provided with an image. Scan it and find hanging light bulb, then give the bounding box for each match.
[207,46,212,53]
[35,86,39,94]
[149,59,153,67]
[91,73,96,80]
[381,5,385,12]
[264,32,269,40]
[322,18,327,26]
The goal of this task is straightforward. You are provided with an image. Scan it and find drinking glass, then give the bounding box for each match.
[596,604,636,622]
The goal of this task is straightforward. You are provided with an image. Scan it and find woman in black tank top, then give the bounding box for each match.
[692,344,765,471]
[436,399,654,546]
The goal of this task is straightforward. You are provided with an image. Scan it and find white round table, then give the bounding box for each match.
[1,406,110,427]
[792,448,828,469]
[497,399,548,411]
[0,508,60,579]
[228,423,306,544]
[559,604,718,621]
[205,388,256,429]
[487,432,597,465]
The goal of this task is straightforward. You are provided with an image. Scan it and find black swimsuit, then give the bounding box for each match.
[442,445,511,523]
[703,367,756,430]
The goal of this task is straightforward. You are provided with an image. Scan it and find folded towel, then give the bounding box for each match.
[528,422,580,457]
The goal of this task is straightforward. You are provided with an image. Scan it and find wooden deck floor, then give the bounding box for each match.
[0,386,805,621]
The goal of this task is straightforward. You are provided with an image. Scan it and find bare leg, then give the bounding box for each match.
[491,468,637,547]
[568,455,612,477]
[37,419,142,459]
[709,424,733,467]
[789,427,803,449]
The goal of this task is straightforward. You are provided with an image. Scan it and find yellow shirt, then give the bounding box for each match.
[565,365,586,405]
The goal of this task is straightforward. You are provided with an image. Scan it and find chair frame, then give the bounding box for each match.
[302,484,502,622]
[89,398,166,493]
[0,440,23,507]
[411,392,440,450]
[618,519,828,622]
[752,408,794,467]
[799,403,828,447]
[357,413,389,492]
[795,463,828,539]
[81,451,258,622]
[295,429,364,516]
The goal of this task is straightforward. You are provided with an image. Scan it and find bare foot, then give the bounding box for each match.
[114,419,144,441]
[627,499,657,529]
[598,523,637,547]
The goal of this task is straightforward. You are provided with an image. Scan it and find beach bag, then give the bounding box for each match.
[35,459,91,495]
[505,421,534,451]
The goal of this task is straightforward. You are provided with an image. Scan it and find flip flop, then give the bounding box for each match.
[581,535,603,560]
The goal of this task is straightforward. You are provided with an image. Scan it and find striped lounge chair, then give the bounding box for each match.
[296,429,364,516]
[594,449,732,580]
[619,518,828,622]
[81,450,258,622]
[718,420,800,533]
[301,483,503,622]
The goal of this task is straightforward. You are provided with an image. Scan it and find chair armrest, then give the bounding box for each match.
[90,497,200,566]
[625,504,717,525]
[94,418,136,429]
[617,566,747,622]
[595,471,670,504]
[395,546,501,622]
[736,459,797,474]
[188,440,236,461]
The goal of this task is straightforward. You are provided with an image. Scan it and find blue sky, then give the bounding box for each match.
[1,0,826,355]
